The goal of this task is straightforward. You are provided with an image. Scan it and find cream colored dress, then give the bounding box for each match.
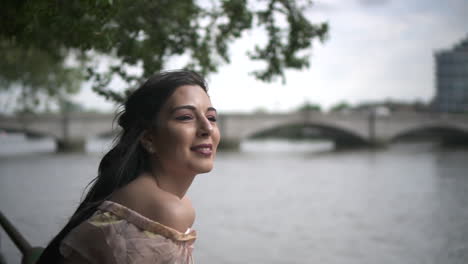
[60,201,196,264]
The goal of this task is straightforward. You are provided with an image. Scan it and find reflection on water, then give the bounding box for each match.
[241,139,334,153]
[1,135,468,264]
[0,134,115,156]
[0,133,55,155]
[0,134,335,155]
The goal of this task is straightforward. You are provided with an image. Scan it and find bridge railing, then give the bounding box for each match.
[0,210,43,264]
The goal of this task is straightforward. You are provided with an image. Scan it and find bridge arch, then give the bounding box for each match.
[245,121,370,148]
[391,124,468,145]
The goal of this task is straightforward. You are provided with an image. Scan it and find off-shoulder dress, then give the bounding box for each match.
[60,201,196,264]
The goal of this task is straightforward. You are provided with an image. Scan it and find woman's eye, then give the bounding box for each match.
[207,116,217,122]
[176,115,193,121]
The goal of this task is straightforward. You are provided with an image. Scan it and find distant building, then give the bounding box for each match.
[433,35,468,113]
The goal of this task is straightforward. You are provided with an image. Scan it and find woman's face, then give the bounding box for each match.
[147,85,220,175]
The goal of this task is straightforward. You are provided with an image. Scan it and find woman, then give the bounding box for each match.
[38,70,221,263]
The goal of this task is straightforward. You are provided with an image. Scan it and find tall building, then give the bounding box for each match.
[433,35,468,113]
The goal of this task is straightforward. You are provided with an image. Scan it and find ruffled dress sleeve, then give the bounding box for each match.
[59,201,196,264]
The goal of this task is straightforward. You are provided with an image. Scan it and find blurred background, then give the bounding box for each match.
[1,0,468,263]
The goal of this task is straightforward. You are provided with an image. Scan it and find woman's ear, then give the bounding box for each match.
[140,130,156,154]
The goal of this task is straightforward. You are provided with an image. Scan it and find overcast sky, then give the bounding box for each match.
[74,0,468,113]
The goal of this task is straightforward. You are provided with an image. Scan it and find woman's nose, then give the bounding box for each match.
[197,117,213,137]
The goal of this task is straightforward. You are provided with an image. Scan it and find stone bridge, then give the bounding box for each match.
[219,111,468,148]
[0,111,467,151]
[0,113,117,151]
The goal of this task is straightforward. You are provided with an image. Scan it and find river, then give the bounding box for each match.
[1,135,468,264]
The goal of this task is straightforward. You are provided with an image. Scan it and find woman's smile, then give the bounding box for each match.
[190,143,213,156]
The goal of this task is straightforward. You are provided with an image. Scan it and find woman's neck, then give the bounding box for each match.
[151,168,196,199]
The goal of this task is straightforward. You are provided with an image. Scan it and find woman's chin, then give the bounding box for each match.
[199,166,214,174]
[191,163,214,174]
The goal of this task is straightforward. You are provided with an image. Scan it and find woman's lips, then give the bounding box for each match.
[190,144,213,156]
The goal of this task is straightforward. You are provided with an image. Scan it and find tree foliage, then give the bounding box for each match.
[330,101,351,112]
[0,39,84,112]
[0,0,328,104]
[297,100,321,112]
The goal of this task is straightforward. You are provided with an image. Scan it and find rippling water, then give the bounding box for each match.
[1,135,468,263]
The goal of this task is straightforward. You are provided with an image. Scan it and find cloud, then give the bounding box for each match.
[357,0,390,7]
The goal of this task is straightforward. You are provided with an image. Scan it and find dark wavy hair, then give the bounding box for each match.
[37,70,208,263]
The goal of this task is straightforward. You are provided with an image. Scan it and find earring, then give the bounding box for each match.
[146,144,155,154]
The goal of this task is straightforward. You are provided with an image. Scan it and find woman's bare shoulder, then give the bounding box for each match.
[110,175,195,233]
[150,195,195,232]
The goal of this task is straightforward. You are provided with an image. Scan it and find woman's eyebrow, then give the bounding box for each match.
[171,105,196,113]
[207,107,217,113]
[171,105,217,113]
